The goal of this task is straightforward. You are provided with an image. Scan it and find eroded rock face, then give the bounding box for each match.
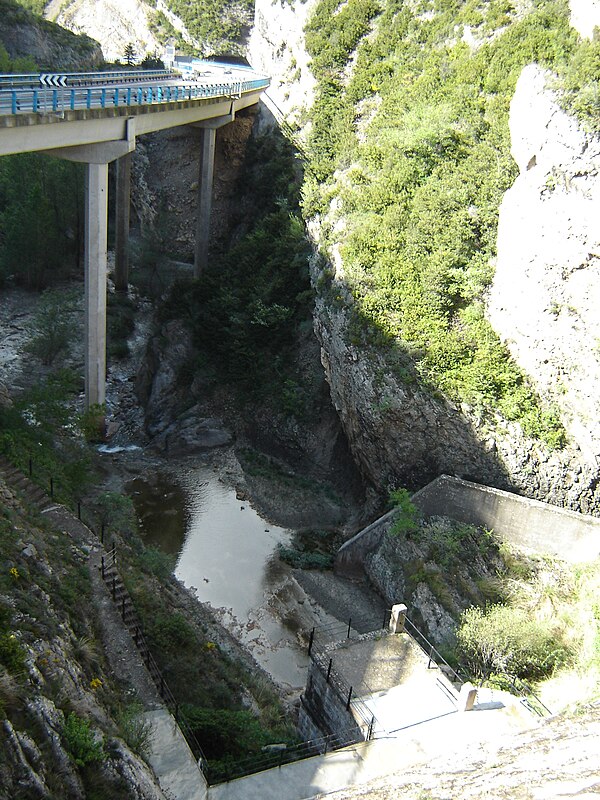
[0,9,102,70]
[312,290,600,512]
[45,0,159,63]
[488,65,600,468]
[248,0,317,128]
[568,0,600,38]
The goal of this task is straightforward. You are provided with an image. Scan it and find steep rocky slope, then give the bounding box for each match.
[250,0,600,514]
[488,64,600,467]
[0,0,102,70]
[44,0,159,64]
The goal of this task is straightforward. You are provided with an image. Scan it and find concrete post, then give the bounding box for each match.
[458,682,478,711]
[194,127,216,277]
[84,161,108,410]
[389,603,408,633]
[114,152,131,292]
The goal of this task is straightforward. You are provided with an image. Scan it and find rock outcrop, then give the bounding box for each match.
[488,64,600,469]
[44,0,159,63]
[0,1,102,70]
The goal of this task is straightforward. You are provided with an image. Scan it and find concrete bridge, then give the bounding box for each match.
[0,65,269,410]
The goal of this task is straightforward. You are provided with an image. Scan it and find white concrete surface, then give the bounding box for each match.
[144,709,208,800]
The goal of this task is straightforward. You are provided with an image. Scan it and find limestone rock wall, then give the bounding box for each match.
[44,0,160,63]
[248,0,317,128]
[488,65,600,469]
[313,291,600,513]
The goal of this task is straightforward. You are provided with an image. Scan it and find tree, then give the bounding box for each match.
[123,43,136,66]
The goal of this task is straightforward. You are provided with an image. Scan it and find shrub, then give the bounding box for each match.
[277,545,333,570]
[117,703,154,758]
[388,488,418,535]
[25,289,78,366]
[456,604,571,680]
[62,713,105,767]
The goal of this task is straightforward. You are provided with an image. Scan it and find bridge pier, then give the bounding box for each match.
[84,162,109,410]
[46,133,136,411]
[192,112,235,278]
[194,127,216,278]
[114,152,132,292]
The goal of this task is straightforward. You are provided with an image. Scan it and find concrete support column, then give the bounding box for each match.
[389,603,408,634]
[84,162,108,410]
[114,152,131,292]
[194,127,216,278]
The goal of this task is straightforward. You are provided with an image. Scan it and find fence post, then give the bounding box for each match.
[347,618,352,639]
[101,556,105,579]
[389,603,407,634]
[112,541,116,562]
[428,644,434,669]
[368,715,375,740]
[308,627,314,656]
[326,659,332,683]
[101,523,105,545]
[50,478,54,498]
[77,500,81,520]
[346,686,353,710]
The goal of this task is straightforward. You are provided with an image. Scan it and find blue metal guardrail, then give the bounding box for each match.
[0,71,270,116]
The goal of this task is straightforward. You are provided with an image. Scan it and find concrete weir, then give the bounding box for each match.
[0,72,268,409]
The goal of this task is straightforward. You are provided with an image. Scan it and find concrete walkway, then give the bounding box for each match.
[144,709,208,800]
[208,690,537,800]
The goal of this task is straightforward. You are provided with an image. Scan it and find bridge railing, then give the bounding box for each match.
[0,77,270,116]
[0,69,178,89]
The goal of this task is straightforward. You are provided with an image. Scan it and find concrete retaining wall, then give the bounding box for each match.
[411,475,600,562]
[298,661,363,744]
[336,475,600,569]
[335,509,396,576]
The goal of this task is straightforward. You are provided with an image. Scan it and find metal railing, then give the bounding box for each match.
[306,612,391,738]
[208,718,365,783]
[403,616,466,687]
[0,74,270,117]
[99,543,211,774]
[0,69,177,89]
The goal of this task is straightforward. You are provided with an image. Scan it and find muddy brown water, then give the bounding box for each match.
[127,463,311,691]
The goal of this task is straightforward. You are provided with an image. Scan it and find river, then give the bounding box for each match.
[126,459,314,693]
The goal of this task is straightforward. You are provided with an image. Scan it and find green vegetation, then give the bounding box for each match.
[277,528,337,570]
[161,0,253,53]
[25,288,79,365]
[0,0,99,69]
[389,488,419,535]
[160,131,314,410]
[0,369,92,500]
[62,713,105,767]
[302,0,588,446]
[0,40,37,73]
[0,154,84,290]
[457,604,570,680]
[121,543,297,774]
[455,554,600,694]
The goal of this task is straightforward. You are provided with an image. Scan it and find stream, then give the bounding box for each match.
[126,460,313,692]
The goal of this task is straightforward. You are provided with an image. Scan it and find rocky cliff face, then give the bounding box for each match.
[0,1,102,70]
[488,64,600,469]
[247,0,317,127]
[247,0,600,514]
[44,0,159,63]
[313,278,600,512]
